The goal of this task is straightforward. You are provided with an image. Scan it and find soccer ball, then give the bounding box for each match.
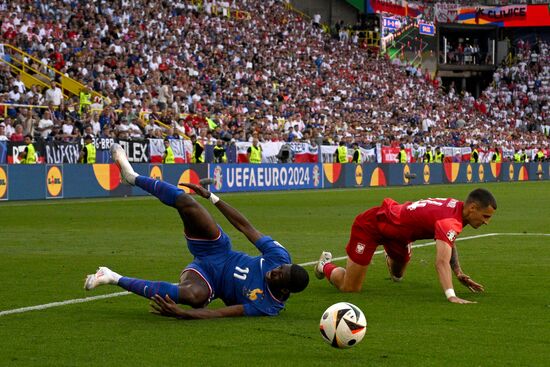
[319,302,367,348]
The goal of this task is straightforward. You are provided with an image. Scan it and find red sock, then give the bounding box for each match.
[323,263,337,280]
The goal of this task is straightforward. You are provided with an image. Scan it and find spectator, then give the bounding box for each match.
[35,111,54,139]
[3,116,15,138]
[0,123,8,141]
[0,0,546,160]
[44,80,63,107]
[9,123,24,142]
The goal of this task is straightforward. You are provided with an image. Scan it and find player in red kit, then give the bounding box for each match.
[315,188,497,304]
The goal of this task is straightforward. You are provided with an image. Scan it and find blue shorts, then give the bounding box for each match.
[182,226,233,303]
[186,225,232,258]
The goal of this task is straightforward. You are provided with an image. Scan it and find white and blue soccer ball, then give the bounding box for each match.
[319,302,367,348]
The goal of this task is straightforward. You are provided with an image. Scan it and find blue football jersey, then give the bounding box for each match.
[218,236,291,316]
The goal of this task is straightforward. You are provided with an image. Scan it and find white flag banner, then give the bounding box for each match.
[321,145,338,163]
[360,147,376,163]
[235,142,281,163]
[434,3,460,23]
[148,138,189,163]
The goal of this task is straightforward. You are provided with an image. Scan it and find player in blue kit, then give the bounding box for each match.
[84,144,309,319]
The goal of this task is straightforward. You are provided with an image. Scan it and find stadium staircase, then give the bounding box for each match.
[0,43,105,105]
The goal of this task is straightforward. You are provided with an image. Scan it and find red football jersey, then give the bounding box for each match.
[376,197,464,247]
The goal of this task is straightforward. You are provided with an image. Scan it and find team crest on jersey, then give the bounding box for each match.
[446,230,457,242]
[247,288,264,301]
[447,199,458,208]
[355,243,365,254]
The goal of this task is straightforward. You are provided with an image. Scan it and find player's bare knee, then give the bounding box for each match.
[339,283,362,293]
[174,193,199,210]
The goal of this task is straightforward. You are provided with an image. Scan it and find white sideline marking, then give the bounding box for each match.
[0,291,129,317]
[1,232,548,317]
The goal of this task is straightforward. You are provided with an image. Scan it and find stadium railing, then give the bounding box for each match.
[0,44,105,106]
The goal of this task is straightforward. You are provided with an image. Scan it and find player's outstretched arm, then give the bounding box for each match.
[450,246,485,293]
[151,294,245,319]
[180,183,262,244]
[435,240,476,304]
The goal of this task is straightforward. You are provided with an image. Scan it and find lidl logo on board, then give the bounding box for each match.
[0,166,7,199]
[46,166,63,197]
[478,165,485,182]
[466,164,473,182]
[355,165,363,186]
[150,166,163,181]
[423,164,430,184]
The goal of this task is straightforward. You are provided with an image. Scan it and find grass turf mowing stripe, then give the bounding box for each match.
[1,232,548,317]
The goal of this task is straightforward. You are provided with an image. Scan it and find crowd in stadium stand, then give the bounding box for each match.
[0,0,548,160]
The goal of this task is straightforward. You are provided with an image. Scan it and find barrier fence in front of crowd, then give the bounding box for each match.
[1,138,547,166]
[0,160,548,201]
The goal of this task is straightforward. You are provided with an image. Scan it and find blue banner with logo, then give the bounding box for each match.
[0,142,6,164]
[208,163,322,192]
[418,23,435,36]
[383,17,400,30]
[1,162,549,201]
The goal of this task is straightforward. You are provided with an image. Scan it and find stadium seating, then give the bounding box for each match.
[0,0,547,160]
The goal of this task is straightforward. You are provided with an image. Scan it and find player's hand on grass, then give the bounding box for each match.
[179,182,211,199]
[150,294,184,318]
[457,273,485,293]
[448,296,477,304]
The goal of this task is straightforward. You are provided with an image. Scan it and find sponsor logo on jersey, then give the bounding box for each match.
[247,288,264,301]
[446,230,457,243]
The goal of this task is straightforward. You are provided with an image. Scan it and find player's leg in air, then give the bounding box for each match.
[83,144,216,308]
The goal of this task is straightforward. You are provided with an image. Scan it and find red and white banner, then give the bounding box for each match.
[149,139,191,163]
[236,142,319,163]
[289,142,319,163]
[321,145,376,163]
[370,0,426,18]
[381,147,412,163]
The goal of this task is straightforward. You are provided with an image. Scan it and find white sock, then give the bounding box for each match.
[119,160,138,185]
[110,269,122,284]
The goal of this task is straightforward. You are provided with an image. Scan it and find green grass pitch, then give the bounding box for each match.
[0,182,549,366]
